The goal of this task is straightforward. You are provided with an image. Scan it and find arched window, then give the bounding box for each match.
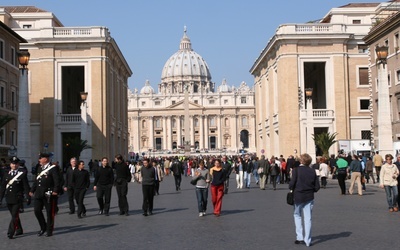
[142,120,147,129]
[242,116,248,126]
[194,118,199,127]
[225,117,229,127]
[172,118,176,128]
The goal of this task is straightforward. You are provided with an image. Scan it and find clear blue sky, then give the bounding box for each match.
[3,0,381,90]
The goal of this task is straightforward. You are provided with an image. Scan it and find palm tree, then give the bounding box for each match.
[0,115,15,137]
[65,137,93,159]
[312,132,338,159]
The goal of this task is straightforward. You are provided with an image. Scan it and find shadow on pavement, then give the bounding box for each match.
[223,209,254,215]
[312,231,352,245]
[55,223,118,235]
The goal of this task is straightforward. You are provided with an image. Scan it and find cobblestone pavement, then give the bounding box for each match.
[0,175,398,250]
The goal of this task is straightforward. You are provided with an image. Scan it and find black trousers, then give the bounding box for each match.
[116,180,129,213]
[337,173,347,194]
[154,181,160,194]
[67,187,75,213]
[97,184,112,212]
[7,203,23,236]
[224,176,230,194]
[74,188,87,216]
[142,184,154,213]
[34,196,56,234]
[173,175,182,190]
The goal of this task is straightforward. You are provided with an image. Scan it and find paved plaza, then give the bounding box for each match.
[0,174,399,250]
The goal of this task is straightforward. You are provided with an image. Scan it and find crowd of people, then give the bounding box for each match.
[0,150,399,246]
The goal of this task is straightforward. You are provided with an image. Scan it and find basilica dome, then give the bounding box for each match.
[218,79,231,93]
[140,80,154,94]
[161,28,212,83]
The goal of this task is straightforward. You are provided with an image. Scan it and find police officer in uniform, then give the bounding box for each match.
[29,153,60,237]
[0,157,30,239]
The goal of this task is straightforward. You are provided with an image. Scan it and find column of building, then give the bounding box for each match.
[217,115,222,149]
[163,116,168,150]
[177,115,182,146]
[231,114,238,153]
[149,117,154,150]
[166,116,172,150]
[204,115,209,149]
[191,115,195,146]
[199,115,204,149]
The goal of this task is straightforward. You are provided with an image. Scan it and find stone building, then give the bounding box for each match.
[364,0,400,155]
[250,3,381,158]
[128,29,255,156]
[0,6,132,167]
[0,20,26,160]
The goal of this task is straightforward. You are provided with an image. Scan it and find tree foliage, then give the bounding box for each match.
[312,132,338,158]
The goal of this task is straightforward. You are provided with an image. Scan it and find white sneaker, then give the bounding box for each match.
[202,212,206,216]
[199,212,203,217]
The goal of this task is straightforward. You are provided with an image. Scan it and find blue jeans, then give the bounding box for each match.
[384,185,398,209]
[244,172,251,188]
[195,187,208,213]
[253,170,259,183]
[294,200,314,246]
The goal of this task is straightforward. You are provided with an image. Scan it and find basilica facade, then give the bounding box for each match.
[128,30,256,155]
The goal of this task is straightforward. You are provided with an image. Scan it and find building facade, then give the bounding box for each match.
[128,30,256,156]
[0,6,132,167]
[250,3,381,158]
[364,1,400,155]
[0,20,26,160]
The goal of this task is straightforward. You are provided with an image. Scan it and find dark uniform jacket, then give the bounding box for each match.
[0,170,30,204]
[30,163,60,199]
[221,161,232,176]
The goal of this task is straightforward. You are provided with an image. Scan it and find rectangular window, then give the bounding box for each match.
[194,100,198,104]
[224,99,228,104]
[242,116,248,126]
[0,86,4,108]
[11,90,16,111]
[395,33,399,50]
[241,97,246,104]
[209,100,214,104]
[141,101,146,106]
[210,117,215,126]
[0,128,4,144]
[0,40,4,59]
[361,130,371,140]
[11,47,15,66]
[11,130,15,146]
[359,98,370,111]
[172,101,176,105]
[155,119,161,128]
[385,39,389,47]
[397,70,400,84]
[358,45,368,53]
[358,67,369,86]
[352,20,361,24]
[154,101,160,106]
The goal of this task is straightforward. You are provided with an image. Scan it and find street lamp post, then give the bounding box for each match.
[17,50,32,170]
[80,91,89,163]
[376,45,392,156]
[305,88,316,162]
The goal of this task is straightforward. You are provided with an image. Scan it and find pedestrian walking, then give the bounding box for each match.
[114,154,131,216]
[379,154,399,212]
[210,159,227,217]
[93,157,114,216]
[63,157,78,214]
[192,160,210,216]
[140,159,155,216]
[72,161,90,219]
[289,153,320,247]
[0,157,31,239]
[29,153,60,237]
